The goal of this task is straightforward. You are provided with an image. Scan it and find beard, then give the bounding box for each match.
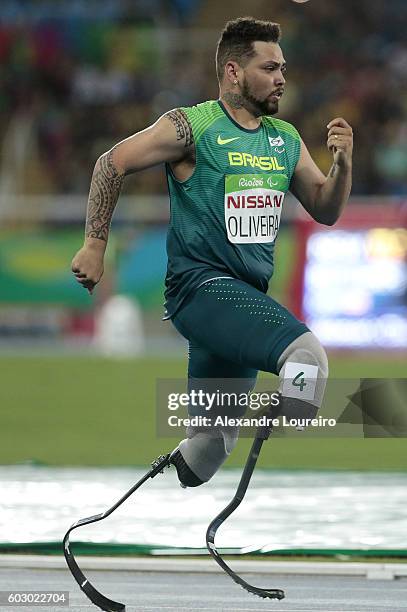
[241,76,279,117]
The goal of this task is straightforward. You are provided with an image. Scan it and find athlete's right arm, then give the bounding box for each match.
[71,109,193,293]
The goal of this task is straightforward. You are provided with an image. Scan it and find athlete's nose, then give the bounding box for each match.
[275,70,285,86]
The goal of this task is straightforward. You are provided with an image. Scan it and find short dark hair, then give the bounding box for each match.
[216,17,282,82]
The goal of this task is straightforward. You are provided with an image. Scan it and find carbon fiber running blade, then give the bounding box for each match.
[63,531,125,611]
[206,432,285,600]
[207,535,285,600]
[63,454,171,611]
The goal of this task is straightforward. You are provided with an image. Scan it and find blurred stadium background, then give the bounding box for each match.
[0,0,406,477]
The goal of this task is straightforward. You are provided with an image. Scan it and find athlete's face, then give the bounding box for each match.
[240,42,286,116]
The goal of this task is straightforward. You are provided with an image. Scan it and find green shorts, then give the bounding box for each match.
[172,277,309,380]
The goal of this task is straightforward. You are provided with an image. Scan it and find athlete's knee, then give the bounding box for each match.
[170,427,239,488]
[278,331,328,377]
[277,331,328,412]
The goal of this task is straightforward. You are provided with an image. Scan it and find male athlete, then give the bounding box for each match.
[71,18,353,488]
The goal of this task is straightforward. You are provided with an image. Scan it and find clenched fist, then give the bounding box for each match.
[71,241,105,294]
[327,117,353,168]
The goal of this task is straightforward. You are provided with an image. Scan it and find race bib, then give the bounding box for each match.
[224,173,288,244]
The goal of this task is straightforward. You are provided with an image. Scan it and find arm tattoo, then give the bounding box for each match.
[222,92,245,109]
[85,147,125,241]
[165,109,193,147]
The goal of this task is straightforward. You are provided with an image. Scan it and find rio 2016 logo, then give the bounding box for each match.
[238,177,263,188]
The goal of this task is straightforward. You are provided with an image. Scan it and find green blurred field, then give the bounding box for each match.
[0,355,406,469]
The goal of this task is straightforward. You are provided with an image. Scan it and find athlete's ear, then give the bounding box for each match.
[224,60,240,86]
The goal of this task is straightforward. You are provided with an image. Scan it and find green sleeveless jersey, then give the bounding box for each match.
[164,99,301,318]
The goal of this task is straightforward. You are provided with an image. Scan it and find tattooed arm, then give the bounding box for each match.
[84,148,125,242]
[290,118,353,226]
[71,109,194,292]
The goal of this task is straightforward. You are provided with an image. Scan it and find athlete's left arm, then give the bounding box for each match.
[289,117,353,226]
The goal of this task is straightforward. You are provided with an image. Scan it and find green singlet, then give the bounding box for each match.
[164,99,301,319]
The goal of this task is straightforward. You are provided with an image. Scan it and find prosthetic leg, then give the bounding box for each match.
[63,425,286,610]
[205,386,322,601]
[63,454,171,612]
[206,416,285,600]
[63,394,319,610]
